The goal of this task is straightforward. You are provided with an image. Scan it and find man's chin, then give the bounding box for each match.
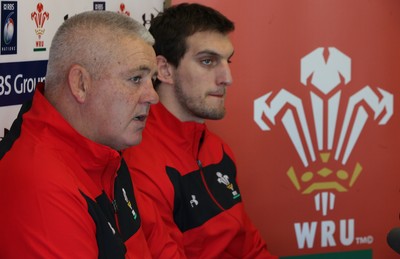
[119,135,142,151]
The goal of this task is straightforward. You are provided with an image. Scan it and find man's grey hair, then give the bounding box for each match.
[45,11,154,86]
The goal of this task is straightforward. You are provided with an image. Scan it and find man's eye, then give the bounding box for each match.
[130,76,142,83]
[201,59,213,65]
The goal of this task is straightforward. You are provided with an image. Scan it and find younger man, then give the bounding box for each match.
[123,3,277,258]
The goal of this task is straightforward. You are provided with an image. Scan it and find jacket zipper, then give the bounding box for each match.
[197,159,225,211]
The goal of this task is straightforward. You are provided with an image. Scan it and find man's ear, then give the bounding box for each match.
[68,64,91,104]
[156,55,174,85]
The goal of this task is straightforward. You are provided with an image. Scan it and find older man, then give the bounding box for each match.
[0,11,171,258]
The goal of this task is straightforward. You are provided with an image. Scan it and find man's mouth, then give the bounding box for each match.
[209,93,224,98]
[208,90,226,98]
[133,115,147,122]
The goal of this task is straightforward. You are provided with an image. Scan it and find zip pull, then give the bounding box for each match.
[112,199,118,213]
[197,159,202,169]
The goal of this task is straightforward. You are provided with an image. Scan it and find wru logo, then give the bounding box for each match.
[254,47,393,216]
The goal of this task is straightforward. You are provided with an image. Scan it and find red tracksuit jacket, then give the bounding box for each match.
[0,84,180,258]
[123,102,278,258]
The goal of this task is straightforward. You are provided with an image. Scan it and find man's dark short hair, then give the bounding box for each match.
[149,3,234,69]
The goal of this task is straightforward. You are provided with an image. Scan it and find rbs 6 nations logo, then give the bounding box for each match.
[254,47,393,249]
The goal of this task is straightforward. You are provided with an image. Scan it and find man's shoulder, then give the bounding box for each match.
[0,141,83,192]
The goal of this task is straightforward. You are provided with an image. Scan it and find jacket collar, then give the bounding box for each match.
[26,83,121,197]
[147,102,206,159]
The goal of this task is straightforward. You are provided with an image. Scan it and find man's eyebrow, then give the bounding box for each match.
[137,65,152,72]
[196,50,235,59]
[128,65,152,74]
[196,50,221,58]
